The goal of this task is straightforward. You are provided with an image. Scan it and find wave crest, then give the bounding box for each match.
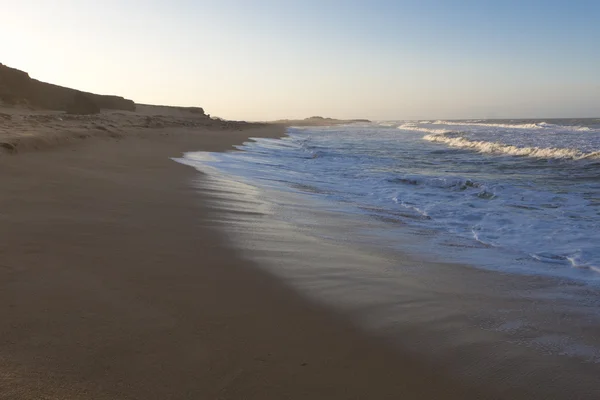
[397,123,454,135]
[424,132,600,160]
[431,120,591,132]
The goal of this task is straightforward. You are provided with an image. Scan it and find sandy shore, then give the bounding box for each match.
[0,107,481,399]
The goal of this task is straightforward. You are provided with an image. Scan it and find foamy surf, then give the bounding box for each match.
[424,131,600,160]
[431,120,593,131]
[183,120,600,283]
[397,123,454,135]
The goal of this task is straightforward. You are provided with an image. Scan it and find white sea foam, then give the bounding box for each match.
[391,196,430,218]
[424,132,600,160]
[566,255,600,274]
[432,120,592,131]
[397,123,454,135]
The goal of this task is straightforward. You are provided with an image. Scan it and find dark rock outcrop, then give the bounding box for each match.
[0,142,16,152]
[0,63,135,112]
[184,106,205,114]
[66,93,101,115]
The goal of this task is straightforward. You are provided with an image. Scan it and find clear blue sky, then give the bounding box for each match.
[3,0,599,120]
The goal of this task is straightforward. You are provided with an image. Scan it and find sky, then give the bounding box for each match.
[2,0,599,120]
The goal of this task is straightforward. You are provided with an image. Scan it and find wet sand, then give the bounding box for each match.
[0,111,479,399]
[188,162,600,400]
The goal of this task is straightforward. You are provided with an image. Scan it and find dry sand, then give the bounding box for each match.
[0,105,479,399]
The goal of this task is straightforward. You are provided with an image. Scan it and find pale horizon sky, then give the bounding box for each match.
[2,0,599,120]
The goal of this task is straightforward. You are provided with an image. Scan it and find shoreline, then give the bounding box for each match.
[0,113,478,398]
[184,146,600,400]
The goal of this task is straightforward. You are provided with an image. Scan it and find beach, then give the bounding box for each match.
[3,1,599,397]
[0,106,479,399]
[191,121,600,398]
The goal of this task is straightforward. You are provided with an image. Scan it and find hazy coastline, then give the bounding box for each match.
[4,1,600,397]
[2,61,600,399]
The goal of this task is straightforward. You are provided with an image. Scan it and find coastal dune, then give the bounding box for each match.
[0,105,477,398]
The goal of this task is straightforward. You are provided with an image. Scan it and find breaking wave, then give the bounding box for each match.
[424,132,600,160]
[431,120,592,132]
[397,123,454,135]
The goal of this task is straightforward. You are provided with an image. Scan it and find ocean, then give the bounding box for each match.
[177,118,600,397]
[187,118,600,280]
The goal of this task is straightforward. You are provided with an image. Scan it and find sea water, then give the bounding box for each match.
[178,119,600,396]
[183,118,600,283]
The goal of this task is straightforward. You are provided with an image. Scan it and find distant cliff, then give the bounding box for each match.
[0,63,135,112]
